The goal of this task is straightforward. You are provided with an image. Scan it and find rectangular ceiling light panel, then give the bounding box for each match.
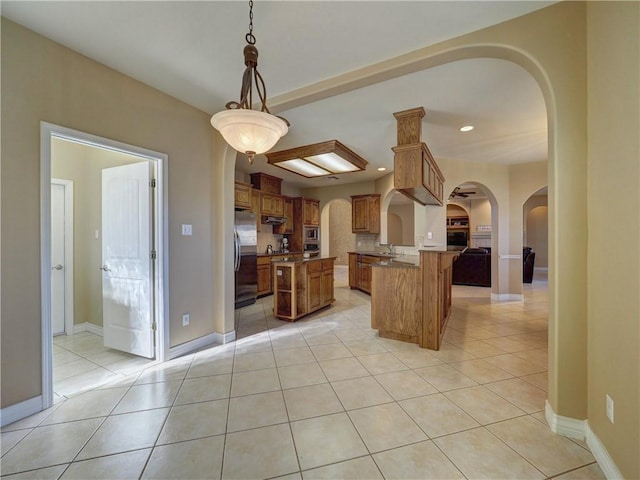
[265,140,368,178]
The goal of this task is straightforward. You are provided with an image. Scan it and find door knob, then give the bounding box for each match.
[99,265,111,272]
[51,264,63,271]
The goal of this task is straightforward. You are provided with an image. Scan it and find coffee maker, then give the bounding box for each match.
[281,237,289,253]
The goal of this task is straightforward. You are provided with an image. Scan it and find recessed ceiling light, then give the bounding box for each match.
[459,125,474,132]
[377,167,387,171]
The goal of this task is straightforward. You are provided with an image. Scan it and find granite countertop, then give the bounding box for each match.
[257,251,302,257]
[371,255,421,268]
[347,251,396,258]
[272,256,337,264]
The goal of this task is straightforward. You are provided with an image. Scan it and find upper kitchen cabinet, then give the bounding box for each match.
[261,192,285,217]
[302,198,320,226]
[234,181,252,210]
[392,107,445,206]
[274,196,294,234]
[351,194,380,234]
[250,172,282,194]
[251,188,261,232]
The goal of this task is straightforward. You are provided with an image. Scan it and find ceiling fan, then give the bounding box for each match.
[449,187,477,199]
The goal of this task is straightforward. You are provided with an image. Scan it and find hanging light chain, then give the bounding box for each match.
[246,0,256,45]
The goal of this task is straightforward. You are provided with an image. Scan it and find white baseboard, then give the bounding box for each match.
[214,330,236,344]
[168,332,230,360]
[585,422,624,480]
[545,400,586,439]
[0,395,43,428]
[491,293,524,302]
[545,401,623,479]
[72,322,103,336]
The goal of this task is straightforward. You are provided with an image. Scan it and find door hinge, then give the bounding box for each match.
[150,178,157,188]
[150,250,157,260]
[151,321,157,331]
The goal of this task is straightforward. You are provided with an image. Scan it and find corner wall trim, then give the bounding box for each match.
[545,400,586,439]
[214,330,236,344]
[545,401,623,479]
[0,396,43,428]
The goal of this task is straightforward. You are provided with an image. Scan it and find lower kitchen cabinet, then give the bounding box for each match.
[272,257,336,321]
[257,256,272,296]
[348,252,383,294]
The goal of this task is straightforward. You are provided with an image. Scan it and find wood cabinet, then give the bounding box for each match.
[369,250,458,350]
[274,196,294,234]
[303,198,319,226]
[272,257,336,321]
[257,256,272,296]
[348,254,359,290]
[392,107,445,206]
[234,182,252,210]
[371,264,421,345]
[307,261,322,311]
[289,196,321,253]
[250,172,282,194]
[261,192,284,216]
[351,194,380,234]
[251,189,261,233]
[321,260,335,305]
[348,252,382,294]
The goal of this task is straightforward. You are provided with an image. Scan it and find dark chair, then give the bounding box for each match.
[523,247,536,283]
[452,248,491,287]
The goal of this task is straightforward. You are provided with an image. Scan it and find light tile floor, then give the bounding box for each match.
[52,331,155,400]
[1,271,606,479]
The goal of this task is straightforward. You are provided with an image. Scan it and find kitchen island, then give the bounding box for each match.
[371,249,458,350]
[272,256,336,321]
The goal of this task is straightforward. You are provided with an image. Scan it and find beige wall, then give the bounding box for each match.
[587,2,640,478]
[387,203,414,245]
[51,138,150,327]
[524,194,549,269]
[327,199,355,265]
[3,3,639,475]
[1,18,216,407]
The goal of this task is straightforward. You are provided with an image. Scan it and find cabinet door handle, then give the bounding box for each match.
[99,265,111,272]
[51,264,63,271]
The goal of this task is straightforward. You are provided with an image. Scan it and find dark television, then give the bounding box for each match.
[447,231,468,247]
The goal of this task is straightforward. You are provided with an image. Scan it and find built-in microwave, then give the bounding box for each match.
[303,226,319,243]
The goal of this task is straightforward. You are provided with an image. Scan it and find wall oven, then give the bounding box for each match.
[303,226,319,243]
[303,243,320,256]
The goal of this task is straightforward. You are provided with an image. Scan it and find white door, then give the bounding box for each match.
[51,183,66,335]
[102,162,154,358]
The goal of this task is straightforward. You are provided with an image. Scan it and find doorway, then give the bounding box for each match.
[51,178,74,337]
[41,123,168,407]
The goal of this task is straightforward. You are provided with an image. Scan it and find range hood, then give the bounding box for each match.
[262,215,287,225]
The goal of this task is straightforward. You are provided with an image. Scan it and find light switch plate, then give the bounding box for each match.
[182,313,190,326]
[182,224,192,236]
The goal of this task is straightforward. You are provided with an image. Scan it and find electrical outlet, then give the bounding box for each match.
[182,313,190,327]
[606,394,614,423]
[427,232,433,240]
[357,241,362,247]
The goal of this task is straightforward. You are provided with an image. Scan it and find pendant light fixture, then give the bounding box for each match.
[211,0,289,164]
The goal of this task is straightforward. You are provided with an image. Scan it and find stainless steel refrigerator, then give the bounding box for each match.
[234,211,257,308]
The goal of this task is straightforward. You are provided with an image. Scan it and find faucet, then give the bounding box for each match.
[387,243,394,254]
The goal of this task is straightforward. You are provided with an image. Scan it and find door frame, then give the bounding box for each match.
[50,178,75,336]
[40,122,169,408]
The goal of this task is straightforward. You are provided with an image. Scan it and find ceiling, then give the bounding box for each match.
[2,1,552,190]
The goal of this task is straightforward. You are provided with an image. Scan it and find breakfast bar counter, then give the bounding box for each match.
[371,249,459,350]
[272,256,336,321]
